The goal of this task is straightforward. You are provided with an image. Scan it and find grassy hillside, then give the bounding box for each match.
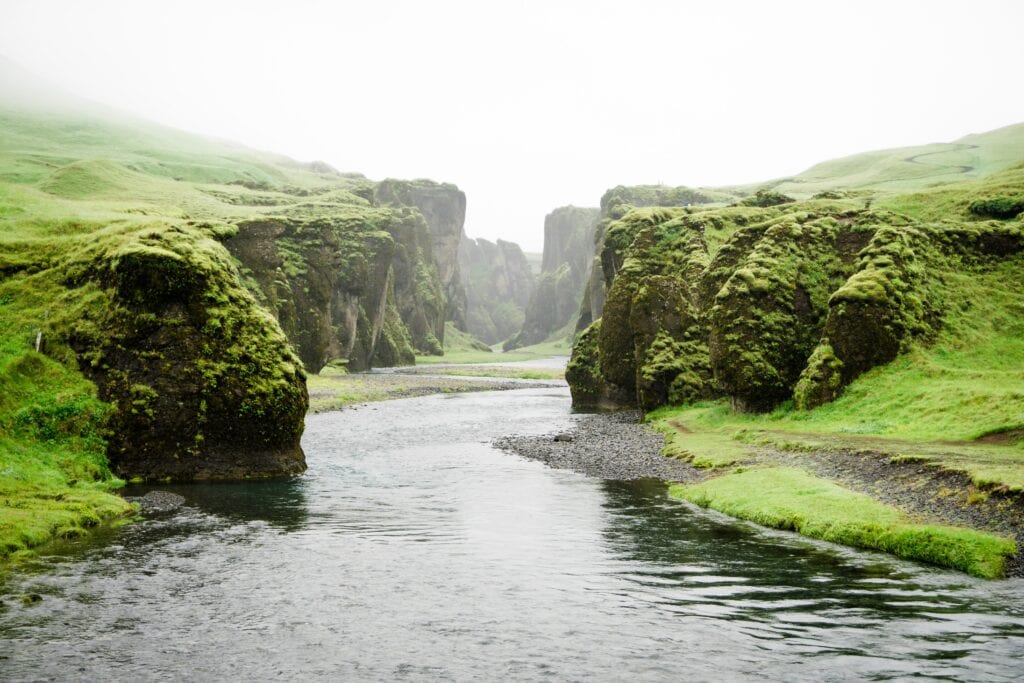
[727,122,1024,199]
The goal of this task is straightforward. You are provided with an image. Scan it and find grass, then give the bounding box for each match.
[0,350,133,559]
[305,372,545,413]
[412,366,564,380]
[655,421,750,468]
[729,122,1024,200]
[416,337,572,365]
[670,467,1017,578]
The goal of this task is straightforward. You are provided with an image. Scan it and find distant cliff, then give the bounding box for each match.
[459,237,534,344]
[504,206,599,350]
[375,179,469,337]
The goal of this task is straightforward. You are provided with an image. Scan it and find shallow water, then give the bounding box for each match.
[2,387,1023,681]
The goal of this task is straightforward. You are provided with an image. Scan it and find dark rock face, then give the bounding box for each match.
[65,226,307,481]
[375,179,469,336]
[459,236,534,344]
[506,206,599,349]
[227,182,470,371]
[566,201,1024,415]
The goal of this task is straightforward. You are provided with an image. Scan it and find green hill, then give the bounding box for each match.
[726,122,1024,198]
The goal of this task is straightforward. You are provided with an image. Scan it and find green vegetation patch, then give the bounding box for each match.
[0,351,133,559]
[670,467,1016,578]
[655,421,750,468]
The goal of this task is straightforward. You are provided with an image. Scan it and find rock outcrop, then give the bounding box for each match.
[459,236,534,344]
[566,195,1024,414]
[50,223,308,481]
[505,206,599,349]
[576,185,734,333]
[375,179,469,336]
[227,210,415,372]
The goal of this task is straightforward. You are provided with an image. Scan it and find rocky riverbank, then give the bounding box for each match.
[495,410,1024,578]
[495,411,703,482]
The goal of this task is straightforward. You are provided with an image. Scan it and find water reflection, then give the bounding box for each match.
[120,478,310,531]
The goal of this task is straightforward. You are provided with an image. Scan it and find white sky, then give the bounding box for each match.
[2,0,1022,252]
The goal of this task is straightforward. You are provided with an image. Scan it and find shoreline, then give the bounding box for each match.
[306,371,563,413]
[495,410,1023,579]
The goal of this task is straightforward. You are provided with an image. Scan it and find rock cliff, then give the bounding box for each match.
[375,179,469,337]
[459,237,534,344]
[7,221,309,481]
[505,206,599,349]
[566,186,1024,414]
[576,185,734,333]
[0,94,470,483]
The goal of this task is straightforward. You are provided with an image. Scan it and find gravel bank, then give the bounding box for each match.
[494,411,703,482]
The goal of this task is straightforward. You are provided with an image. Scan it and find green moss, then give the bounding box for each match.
[738,188,795,208]
[793,343,844,410]
[670,467,1016,578]
[967,196,1024,219]
[565,320,604,407]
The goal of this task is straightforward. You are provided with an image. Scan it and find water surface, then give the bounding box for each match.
[2,387,1022,681]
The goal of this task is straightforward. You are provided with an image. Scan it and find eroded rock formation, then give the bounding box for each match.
[505,206,599,349]
[566,199,1024,414]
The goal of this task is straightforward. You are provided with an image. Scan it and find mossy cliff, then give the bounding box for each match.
[567,170,1024,414]
[1,219,308,483]
[375,179,469,335]
[227,180,464,370]
[505,206,599,350]
[576,184,734,333]
[227,201,453,370]
[459,237,534,344]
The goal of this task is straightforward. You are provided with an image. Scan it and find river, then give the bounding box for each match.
[2,386,1023,681]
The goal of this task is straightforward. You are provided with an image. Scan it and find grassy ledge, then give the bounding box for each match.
[670,467,1017,579]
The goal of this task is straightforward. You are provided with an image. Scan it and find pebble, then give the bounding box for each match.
[495,411,703,482]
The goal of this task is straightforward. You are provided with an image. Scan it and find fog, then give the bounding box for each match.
[2,0,1022,251]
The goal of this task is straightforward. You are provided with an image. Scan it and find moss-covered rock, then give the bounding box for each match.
[58,223,307,481]
[631,277,711,411]
[565,320,605,407]
[385,207,446,356]
[709,218,849,412]
[567,194,1023,415]
[812,221,932,390]
[375,179,468,334]
[228,212,400,372]
[793,342,844,410]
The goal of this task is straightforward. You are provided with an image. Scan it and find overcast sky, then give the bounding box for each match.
[2,0,1022,251]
